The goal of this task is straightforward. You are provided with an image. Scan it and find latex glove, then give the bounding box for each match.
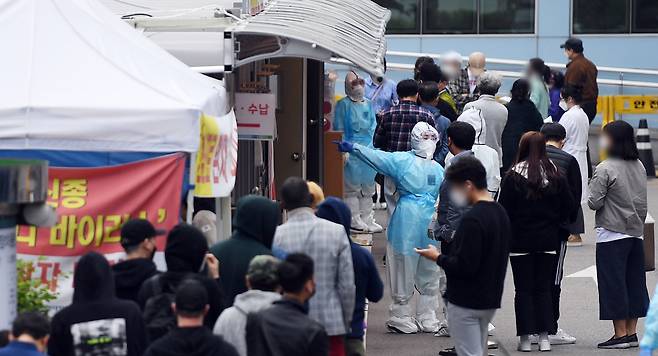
[333,140,354,153]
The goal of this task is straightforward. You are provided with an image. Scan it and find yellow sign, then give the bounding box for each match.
[613,96,658,115]
[194,113,238,198]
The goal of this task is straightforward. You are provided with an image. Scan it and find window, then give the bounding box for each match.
[573,0,658,34]
[379,0,420,34]
[375,0,535,35]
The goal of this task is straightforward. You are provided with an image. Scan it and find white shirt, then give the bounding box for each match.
[467,68,478,94]
[560,105,590,203]
[445,146,501,195]
[596,227,642,243]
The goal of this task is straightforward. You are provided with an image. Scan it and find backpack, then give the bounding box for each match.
[143,275,176,342]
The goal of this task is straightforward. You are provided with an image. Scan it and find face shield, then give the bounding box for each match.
[411,122,439,160]
[345,70,365,102]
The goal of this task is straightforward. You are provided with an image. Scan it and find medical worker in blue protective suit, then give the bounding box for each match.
[336,121,445,334]
[334,70,383,233]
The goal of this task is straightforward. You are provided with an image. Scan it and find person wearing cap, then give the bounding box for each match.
[447,52,486,113]
[144,280,239,356]
[561,37,598,123]
[113,219,165,305]
[214,256,281,356]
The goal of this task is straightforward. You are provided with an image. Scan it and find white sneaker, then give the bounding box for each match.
[417,318,440,333]
[518,335,531,352]
[487,323,495,336]
[350,216,368,232]
[539,334,551,352]
[362,213,384,233]
[375,202,387,210]
[550,328,577,345]
[386,317,419,334]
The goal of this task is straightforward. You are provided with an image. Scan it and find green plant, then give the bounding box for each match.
[16,259,58,313]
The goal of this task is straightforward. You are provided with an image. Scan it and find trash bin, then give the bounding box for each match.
[645,213,655,272]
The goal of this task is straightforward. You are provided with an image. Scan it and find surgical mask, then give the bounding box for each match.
[415,139,437,160]
[449,189,469,208]
[559,99,568,111]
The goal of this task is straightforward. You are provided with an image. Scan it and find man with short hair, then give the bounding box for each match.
[462,71,508,167]
[417,62,458,121]
[417,156,511,356]
[113,219,164,305]
[539,123,581,345]
[214,256,282,356]
[418,81,450,165]
[447,52,486,112]
[246,253,328,356]
[144,280,238,356]
[272,177,354,356]
[0,312,50,356]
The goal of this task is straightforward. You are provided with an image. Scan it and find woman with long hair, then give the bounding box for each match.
[528,58,551,118]
[501,79,544,171]
[589,120,649,349]
[499,132,575,352]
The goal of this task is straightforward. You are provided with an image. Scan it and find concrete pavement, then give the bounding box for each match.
[364,180,658,356]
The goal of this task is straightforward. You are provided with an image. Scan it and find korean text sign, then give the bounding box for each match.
[235,93,276,140]
[195,112,238,197]
[16,153,185,309]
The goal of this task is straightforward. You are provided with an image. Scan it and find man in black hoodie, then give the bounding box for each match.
[138,224,224,342]
[144,280,238,356]
[48,252,147,356]
[113,219,164,305]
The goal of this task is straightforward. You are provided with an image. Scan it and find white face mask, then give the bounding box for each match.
[559,99,568,111]
[599,136,610,151]
[449,188,469,208]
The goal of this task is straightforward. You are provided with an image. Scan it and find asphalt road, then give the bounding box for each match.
[364,180,658,356]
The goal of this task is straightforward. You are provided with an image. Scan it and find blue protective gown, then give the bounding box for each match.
[333,98,378,187]
[351,144,444,255]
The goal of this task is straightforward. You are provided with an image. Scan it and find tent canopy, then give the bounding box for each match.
[0,0,227,153]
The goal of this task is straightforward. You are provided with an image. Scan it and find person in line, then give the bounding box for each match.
[374,79,435,217]
[139,224,224,342]
[528,58,551,119]
[308,181,325,210]
[273,177,354,356]
[414,56,435,81]
[0,312,50,356]
[144,280,239,356]
[589,120,649,349]
[193,210,219,246]
[338,122,444,334]
[562,37,599,178]
[417,62,458,121]
[416,156,510,356]
[214,256,281,356]
[334,71,382,233]
[418,81,451,165]
[439,51,462,84]
[246,253,329,356]
[365,58,398,116]
[49,252,147,356]
[463,71,508,168]
[548,70,566,122]
[559,84,590,246]
[501,79,544,171]
[210,195,280,306]
[316,197,384,356]
[448,52,486,112]
[498,132,575,352]
[113,219,164,305]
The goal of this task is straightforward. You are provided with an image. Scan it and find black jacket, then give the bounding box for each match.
[113,258,159,305]
[499,171,576,253]
[438,201,511,310]
[210,195,280,306]
[246,299,328,356]
[144,327,238,356]
[546,145,583,231]
[48,253,147,356]
[501,100,544,170]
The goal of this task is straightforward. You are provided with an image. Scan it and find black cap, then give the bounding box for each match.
[120,219,166,248]
[175,280,208,314]
[560,37,584,53]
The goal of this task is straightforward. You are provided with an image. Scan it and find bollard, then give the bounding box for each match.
[637,119,656,178]
[645,213,655,271]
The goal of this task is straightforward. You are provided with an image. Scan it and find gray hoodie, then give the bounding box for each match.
[213,290,281,356]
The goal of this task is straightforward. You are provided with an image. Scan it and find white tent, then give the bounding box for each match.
[0,0,227,153]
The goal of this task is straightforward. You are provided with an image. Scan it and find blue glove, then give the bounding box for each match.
[333,140,354,153]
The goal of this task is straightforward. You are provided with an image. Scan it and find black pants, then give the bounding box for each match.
[596,238,650,320]
[551,242,568,332]
[581,100,597,178]
[372,173,386,203]
[511,253,557,336]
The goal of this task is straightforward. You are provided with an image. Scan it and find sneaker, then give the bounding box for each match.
[625,334,639,348]
[378,202,387,210]
[518,335,531,352]
[539,334,551,352]
[597,335,630,349]
[438,348,457,356]
[487,340,498,349]
[550,328,577,345]
[350,216,368,233]
[567,234,583,247]
[434,325,450,337]
[365,220,384,233]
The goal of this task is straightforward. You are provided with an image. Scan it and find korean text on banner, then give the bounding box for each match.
[235,93,276,140]
[195,112,238,197]
[15,153,186,310]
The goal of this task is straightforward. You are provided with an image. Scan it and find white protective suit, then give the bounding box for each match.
[334,71,381,232]
[349,122,445,333]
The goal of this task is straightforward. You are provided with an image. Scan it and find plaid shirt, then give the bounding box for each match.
[273,208,355,336]
[374,100,435,152]
[447,68,478,113]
